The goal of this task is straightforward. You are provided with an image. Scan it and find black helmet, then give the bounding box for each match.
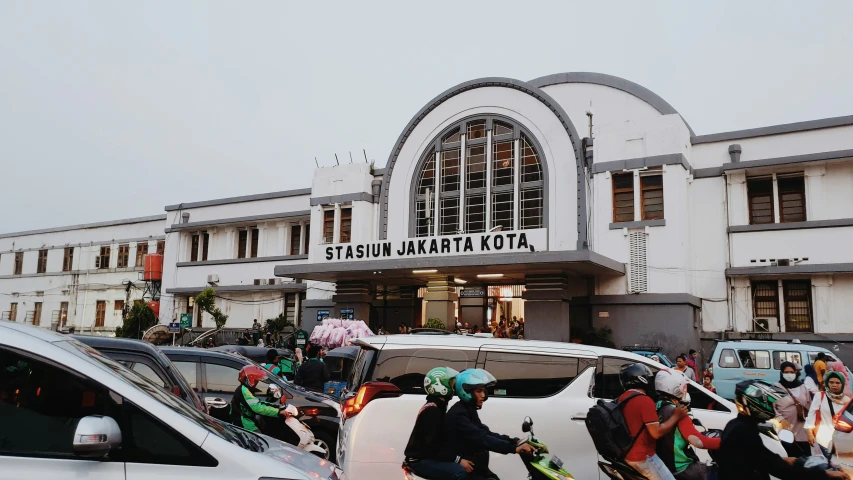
[620,363,656,393]
[734,380,786,422]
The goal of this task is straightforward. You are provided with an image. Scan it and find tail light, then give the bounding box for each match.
[342,382,402,419]
[300,407,320,417]
[836,409,853,433]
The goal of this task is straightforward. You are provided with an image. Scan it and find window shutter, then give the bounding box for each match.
[628,232,648,293]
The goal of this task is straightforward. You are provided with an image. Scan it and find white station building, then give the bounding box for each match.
[2,72,852,357]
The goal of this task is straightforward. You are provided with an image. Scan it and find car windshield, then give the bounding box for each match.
[55,339,269,453]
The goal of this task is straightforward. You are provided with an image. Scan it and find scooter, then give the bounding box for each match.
[403,416,574,480]
[261,384,328,459]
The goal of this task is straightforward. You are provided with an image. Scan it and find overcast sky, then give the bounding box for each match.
[1,1,851,233]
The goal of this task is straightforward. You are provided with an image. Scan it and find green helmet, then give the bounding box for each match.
[734,380,786,421]
[423,367,460,398]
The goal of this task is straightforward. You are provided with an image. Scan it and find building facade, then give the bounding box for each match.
[2,72,851,358]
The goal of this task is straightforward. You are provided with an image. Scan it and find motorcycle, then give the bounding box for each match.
[404,416,574,480]
[259,384,328,459]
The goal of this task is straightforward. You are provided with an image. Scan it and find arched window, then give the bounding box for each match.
[413,117,545,237]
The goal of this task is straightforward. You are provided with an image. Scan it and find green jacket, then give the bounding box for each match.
[263,363,282,377]
[232,385,279,432]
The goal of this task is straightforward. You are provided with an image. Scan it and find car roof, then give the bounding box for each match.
[0,320,70,343]
[73,335,167,357]
[715,340,831,352]
[324,346,359,360]
[160,346,248,360]
[355,334,652,361]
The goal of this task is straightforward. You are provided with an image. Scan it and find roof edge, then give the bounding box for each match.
[165,188,312,211]
[691,115,853,145]
[0,214,167,239]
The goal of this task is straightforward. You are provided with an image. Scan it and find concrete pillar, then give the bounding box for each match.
[522,274,571,342]
[424,277,458,330]
[332,280,372,322]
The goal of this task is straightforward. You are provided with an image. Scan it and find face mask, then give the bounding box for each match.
[783,373,797,382]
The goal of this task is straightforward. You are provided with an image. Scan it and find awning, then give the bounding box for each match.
[274,250,624,285]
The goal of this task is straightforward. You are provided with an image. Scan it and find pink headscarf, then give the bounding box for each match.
[829,361,853,396]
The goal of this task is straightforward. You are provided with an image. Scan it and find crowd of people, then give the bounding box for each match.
[375,316,525,338]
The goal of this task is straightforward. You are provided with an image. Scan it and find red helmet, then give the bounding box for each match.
[238,365,268,389]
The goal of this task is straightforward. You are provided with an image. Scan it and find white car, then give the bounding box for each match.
[0,321,344,480]
[337,334,785,480]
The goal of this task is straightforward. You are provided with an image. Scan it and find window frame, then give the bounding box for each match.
[783,280,813,332]
[640,171,664,221]
[369,347,478,395]
[752,281,780,322]
[14,252,23,275]
[593,356,660,400]
[737,350,771,369]
[323,209,335,244]
[9,302,17,321]
[156,241,165,255]
[63,247,74,272]
[612,172,635,223]
[340,207,352,244]
[33,302,42,326]
[290,224,302,255]
[747,176,775,225]
[135,242,148,267]
[117,244,130,268]
[717,348,741,368]
[481,350,595,399]
[777,174,806,223]
[95,300,106,327]
[37,249,48,274]
[236,229,248,259]
[96,246,111,269]
[249,228,259,258]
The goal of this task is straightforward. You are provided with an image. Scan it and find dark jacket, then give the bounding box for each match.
[404,396,459,463]
[442,401,518,461]
[294,358,330,392]
[717,414,830,480]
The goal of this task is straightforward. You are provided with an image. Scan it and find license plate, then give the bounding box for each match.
[551,456,563,469]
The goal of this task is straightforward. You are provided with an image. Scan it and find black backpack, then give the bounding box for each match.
[585,391,645,460]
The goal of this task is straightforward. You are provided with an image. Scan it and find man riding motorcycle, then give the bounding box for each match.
[230,365,290,432]
[442,368,535,479]
[654,369,720,480]
[716,379,848,480]
[403,367,473,480]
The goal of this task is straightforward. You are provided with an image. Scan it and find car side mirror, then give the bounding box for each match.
[72,415,122,458]
[778,429,795,444]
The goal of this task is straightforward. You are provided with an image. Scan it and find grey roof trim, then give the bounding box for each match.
[693,167,724,179]
[302,299,335,308]
[726,263,853,276]
[176,254,308,267]
[0,235,165,255]
[165,210,311,233]
[721,148,853,173]
[373,168,387,176]
[609,219,666,230]
[164,188,312,211]
[310,192,373,206]
[165,283,307,294]
[0,266,143,281]
[275,249,625,277]
[528,72,695,136]
[572,293,702,309]
[591,153,689,174]
[378,77,588,249]
[692,115,853,145]
[729,218,853,233]
[0,214,167,239]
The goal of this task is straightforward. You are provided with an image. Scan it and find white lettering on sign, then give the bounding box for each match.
[598,311,610,318]
[320,229,547,262]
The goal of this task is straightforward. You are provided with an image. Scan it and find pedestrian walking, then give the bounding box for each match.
[806,371,851,458]
[774,361,812,457]
[814,352,828,390]
[686,349,701,381]
[674,354,696,382]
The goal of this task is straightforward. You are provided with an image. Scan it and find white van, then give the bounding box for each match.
[0,321,344,480]
[337,334,778,480]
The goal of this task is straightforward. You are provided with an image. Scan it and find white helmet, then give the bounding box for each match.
[655,369,690,402]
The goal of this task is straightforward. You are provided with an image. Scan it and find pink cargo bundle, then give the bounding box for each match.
[309,318,374,348]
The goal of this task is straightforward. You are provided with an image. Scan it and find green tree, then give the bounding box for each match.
[115,303,158,339]
[194,288,228,328]
[425,318,445,330]
[265,313,294,337]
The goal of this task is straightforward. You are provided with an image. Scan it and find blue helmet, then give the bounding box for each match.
[454,368,497,404]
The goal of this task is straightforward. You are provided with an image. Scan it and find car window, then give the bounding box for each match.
[772,351,803,369]
[717,349,740,368]
[484,352,595,398]
[204,363,241,393]
[116,401,216,467]
[173,361,198,390]
[132,362,167,388]
[738,350,771,369]
[808,352,838,364]
[594,357,659,400]
[347,348,376,391]
[687,384,730,413]
[372,348,477,394]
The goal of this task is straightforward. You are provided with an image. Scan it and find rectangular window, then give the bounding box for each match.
[115,300,124,312]
[492,191,514,231]
[95,300,106,327]
[59,302,69,326]
[640,173,664,220]
[304,224,310,254]
[323,210,335,243]
[752,281,779,320]
[96,246,111,269]
[738,350,771,369]
[37,249,48,274]
[63,247,74,272]
[520,188,543,230]
[340,208,352,243]
[415,199,431,237]
[250,228,259,258]
[465,194,486,234]
[135,242,148,267]
[784,280,813,332]
[9,303,17,322]
[202,233,209,261]
[156,240,165,255]
[717,348,741,368]
[747,177,774,225]
[14,252,23,275]
[772,351,804,369]
[117,244,129,268]
[33,302,42,327]
[440,197,460,235]
[778,175,806,223]
[492,141,514,187]
[290,225,302,255]
[466,145,486,190]
[612,173,634,223]
[483,352,594,398]
[440,148,460,193]
[190,234,200,262]
[595,357,659,399]
[371,348,478,394]
[237,230,248,258]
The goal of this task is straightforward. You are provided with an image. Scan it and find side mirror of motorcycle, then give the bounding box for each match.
[522,416,533,433]
[778,429,795,444]
[692,418,703,427]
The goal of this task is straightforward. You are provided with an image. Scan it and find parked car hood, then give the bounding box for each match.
[257,432,344,479]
